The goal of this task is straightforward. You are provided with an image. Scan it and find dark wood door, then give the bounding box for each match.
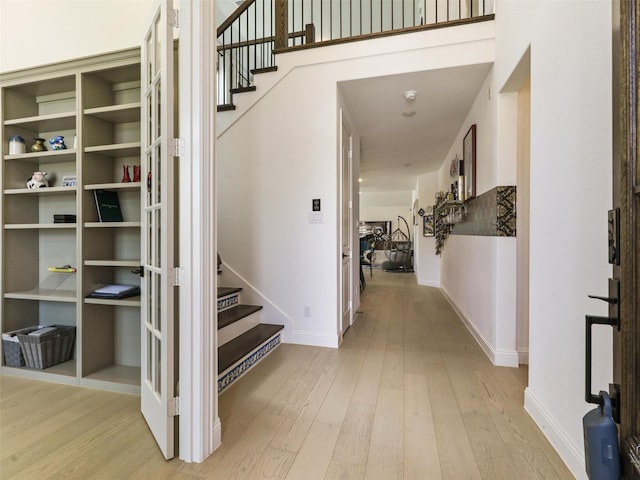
[612,1,639,478]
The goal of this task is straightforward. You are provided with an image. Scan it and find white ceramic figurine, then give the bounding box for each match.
[27,171,49,189]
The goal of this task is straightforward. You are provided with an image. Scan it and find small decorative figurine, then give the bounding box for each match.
[9,135,26,155]
[31,137,47,152]
[49,135,67,150]
[121,165,131,183]
[27,171,49,189]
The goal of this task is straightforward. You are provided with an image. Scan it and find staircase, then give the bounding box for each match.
[217,286,284,394]
[216,0,494,112]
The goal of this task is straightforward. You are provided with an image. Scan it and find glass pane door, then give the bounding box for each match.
[140,0,175,460]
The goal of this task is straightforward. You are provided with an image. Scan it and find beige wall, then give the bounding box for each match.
[0,0,154,73]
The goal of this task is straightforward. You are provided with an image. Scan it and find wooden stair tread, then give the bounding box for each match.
[218,323,284,374]
[217,104,236,112]
[230,86,257,94]
[251,66,278,74]
[218,304,262,329]
[218,286,242,298]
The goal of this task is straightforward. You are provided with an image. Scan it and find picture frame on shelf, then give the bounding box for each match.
[423,214,435,237]
[464,124,477,200]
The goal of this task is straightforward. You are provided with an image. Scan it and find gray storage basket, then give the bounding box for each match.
[2,326,40,367]
[17,326,76,369]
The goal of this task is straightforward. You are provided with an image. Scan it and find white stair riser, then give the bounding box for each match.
[218,333,281,394]
[218,293,239,313]
[218,311,261,346]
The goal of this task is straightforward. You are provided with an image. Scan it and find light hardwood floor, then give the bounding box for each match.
[0,270,575,479]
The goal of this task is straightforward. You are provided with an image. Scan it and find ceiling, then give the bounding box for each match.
[339,63,492,193]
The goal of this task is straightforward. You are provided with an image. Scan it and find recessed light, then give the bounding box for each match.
[358,178,363,182]
[402,111,416,117]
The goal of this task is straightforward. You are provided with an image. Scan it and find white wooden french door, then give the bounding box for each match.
[140,0,176,460]
[340,111,353,339]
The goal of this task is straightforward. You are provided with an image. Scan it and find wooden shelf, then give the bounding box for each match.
[3,149,76,163]
[84,142,141,157]
[84,221,141,228]
[5,223,76,230]
[84,259,141,267]
[84,182,141,191]
[3,111,76,132]
[2,358,77,378]
[84,296,141,307]
[84,103,141,123]
[83,364,140,387]
[4,289,77,302]
[4,186,77,195]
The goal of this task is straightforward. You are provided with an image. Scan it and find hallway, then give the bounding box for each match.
[0,270,575,479]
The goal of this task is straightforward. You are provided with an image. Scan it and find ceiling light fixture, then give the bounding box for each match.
[404,90,417,101]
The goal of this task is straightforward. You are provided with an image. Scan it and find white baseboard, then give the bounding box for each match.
[417,277,440,287]
[524,388,587,480]
[494,348,520,368]
[440,287,519,368]
[518,348,529,365]
[291,330,339,348]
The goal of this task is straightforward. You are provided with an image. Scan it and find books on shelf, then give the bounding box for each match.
[93,189,123,222]
[87,284,140,299]
[53,214,76,223]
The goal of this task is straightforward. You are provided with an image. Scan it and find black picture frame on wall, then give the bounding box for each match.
[423,214,434,237]
[464,124,477,200]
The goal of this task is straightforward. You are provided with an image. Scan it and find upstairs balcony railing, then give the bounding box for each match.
[217,0,494,109]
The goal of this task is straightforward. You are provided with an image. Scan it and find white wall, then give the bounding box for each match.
[414,172,440,286]
[217,22,495,348]
[360,190,414,234]
[495,1,613,478]
[0,0,155,73]
[433,66,520,368]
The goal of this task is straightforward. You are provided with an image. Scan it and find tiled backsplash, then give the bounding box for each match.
[451,186,516,237]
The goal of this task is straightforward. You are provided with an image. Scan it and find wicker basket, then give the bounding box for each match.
[17,326,76,369]
[2,326,40,367]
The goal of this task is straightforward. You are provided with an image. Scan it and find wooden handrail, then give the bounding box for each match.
[217,31,307,53]
[216,0,255,37]
[273,15,495,55]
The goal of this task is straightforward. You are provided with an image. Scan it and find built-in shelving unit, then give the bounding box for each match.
[1,48,142,394]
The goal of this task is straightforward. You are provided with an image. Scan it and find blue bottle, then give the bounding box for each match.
[583,391,621,479]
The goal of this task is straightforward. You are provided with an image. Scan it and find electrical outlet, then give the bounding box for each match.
[303,304,311,317]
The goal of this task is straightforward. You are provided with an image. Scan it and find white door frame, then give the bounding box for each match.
[177,0,221,462]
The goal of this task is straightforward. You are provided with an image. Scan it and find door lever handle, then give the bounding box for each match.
[585,315,620,406]
[587,294,617,304]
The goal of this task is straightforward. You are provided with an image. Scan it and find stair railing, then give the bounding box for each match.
[217,0,494,109]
